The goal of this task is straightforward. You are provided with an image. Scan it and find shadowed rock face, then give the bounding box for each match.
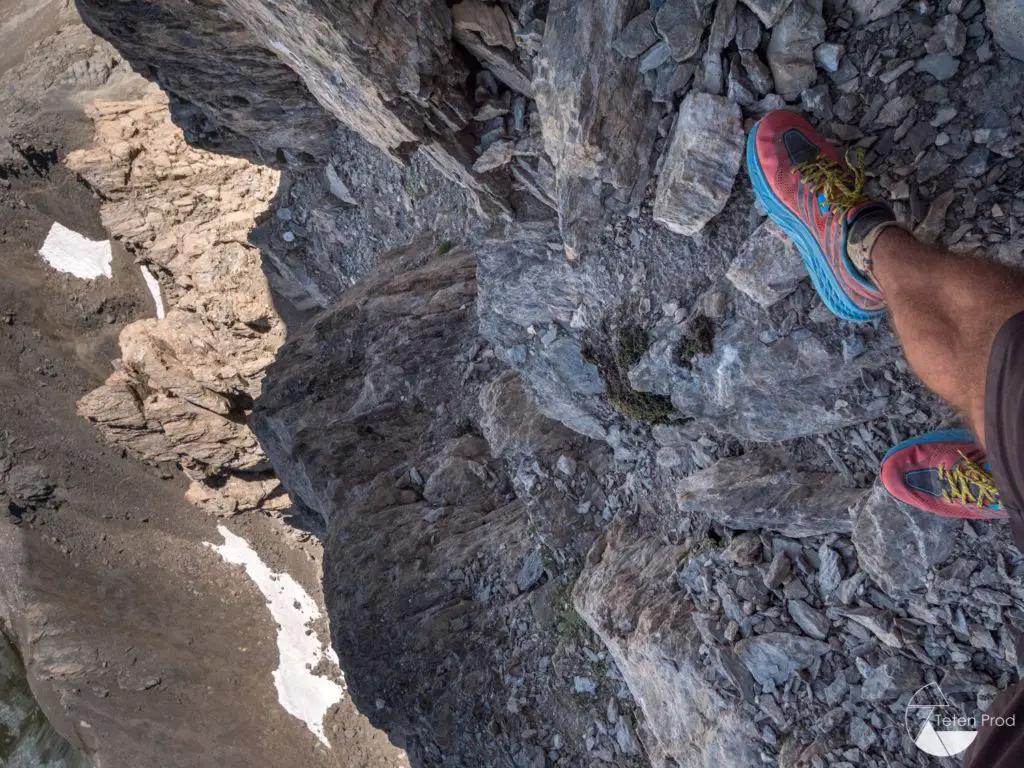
[251,240,607,766]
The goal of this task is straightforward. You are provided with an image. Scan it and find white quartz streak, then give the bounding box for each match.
[206,525,344,746]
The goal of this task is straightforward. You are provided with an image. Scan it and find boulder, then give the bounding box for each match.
[655,0,714,61]
[676,450,863,537]
[654,92,744,237]
[849,482,959,595]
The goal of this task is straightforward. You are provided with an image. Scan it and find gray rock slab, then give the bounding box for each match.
[656,0,714,61]
[766,0,825,99]
[676,450,863,537]
[986,0,1024,61]
[850,482,959,595]
[726,219,805,307]
[734,632,829,687]
[614,9,660,58]
[739,0,793,27]
[915,51,960,81]
[653,92,743,237]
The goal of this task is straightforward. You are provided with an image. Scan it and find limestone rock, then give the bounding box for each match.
[71,92,285,508]
[676,450,863,537]
[861,657,922,701]
[766,0,826,99]
[739,0,793,27]
[654,92,743,237]
[987,0,1024,61]
[614,9,660,58]
[533,0,662,259]
[574,515,762,767]
[734,632,829,687]
[656,0,714,62]
[452,0,515,49]
[849,482,958,595]
[726,219,806,307]
[631,318,894,442]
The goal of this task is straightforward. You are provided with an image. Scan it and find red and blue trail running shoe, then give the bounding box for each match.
[747,110,898,323]
[880,428,1006,520]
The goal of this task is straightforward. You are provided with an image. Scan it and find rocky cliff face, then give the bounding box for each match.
[72,0,1024,765]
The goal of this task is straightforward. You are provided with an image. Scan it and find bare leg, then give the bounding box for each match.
[870,228,1024,448]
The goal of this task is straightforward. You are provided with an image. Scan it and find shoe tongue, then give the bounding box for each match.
[846,202,896,235]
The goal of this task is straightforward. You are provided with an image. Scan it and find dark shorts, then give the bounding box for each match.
[964,311,1024,768]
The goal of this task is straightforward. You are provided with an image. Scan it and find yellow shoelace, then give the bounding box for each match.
[938,452,1000,508]
[794,148,871,214]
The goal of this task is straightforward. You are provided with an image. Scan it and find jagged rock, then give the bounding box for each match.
[739,0,793,27]
[850,482,958,595]
[740,51,775,93]
[766,0,825,99]
[849,0,905,23]
[472,139,515,172]
[72,93,285,505]
[701,0,738,94]
[653,92,743,236]
[814,42,843,72]
[656,0,715,62]
[726,219,806,307]
[631,317,893,442]
[787,599,830,639]
[861,657,922,701]
[4,465,57,507]
[735,5,764,49]
[676,451,863,537]
[575,515,762,768]
[451,0,515,49]
[614,9,660,58]
[986,0,1024,61]
[533,0,662,259]
[915,51,960,81]
[734,632,829,687]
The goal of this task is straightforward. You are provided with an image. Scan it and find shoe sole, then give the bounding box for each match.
[746,123,883,324]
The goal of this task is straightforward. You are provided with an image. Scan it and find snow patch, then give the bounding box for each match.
[38,222,112,279]
[206,525,344,746]
[140,265,165,319]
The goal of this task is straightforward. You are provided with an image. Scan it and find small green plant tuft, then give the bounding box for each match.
[436,240,455,256]
[674,314,716,369]
[615,324,650,370]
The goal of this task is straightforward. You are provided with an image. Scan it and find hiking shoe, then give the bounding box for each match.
[880,428,1006,520]
[747,110,897,323]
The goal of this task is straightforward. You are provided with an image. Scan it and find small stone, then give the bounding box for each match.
[935,14,967,55]
[573,676,597,695]
[739,0,792,27]
[452,0,515,49]
[959,147,989,178]
[915,51,960,81]
[555,455,577,477]
[473,139,515,173]
[878,59,914,85]
[801,84,833,120]
[861,657,922,701]
[814,42,843,72]
[639,41,672,73]
[735,5,764,50]
[875,95,914,128]
[930,106,958,127]
[766,0,826,99]
[735,632,830,687]
[841,335,865,364]
[655,0,713,62]
[516,550,544,592]
[739,51,774,94]
[788,599,830,640]
[726,219,806,307]
[843,608,903,648]
[849,717,878,751]
[614,10,660,58]
[764,551,792,589]
[817,544,842,596]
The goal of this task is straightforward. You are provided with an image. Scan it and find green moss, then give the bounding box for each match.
[435,240,455,256]
[615,325,650,370]
[551,581,588,645]
[583,323,675,424]
[674,314,715,369]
